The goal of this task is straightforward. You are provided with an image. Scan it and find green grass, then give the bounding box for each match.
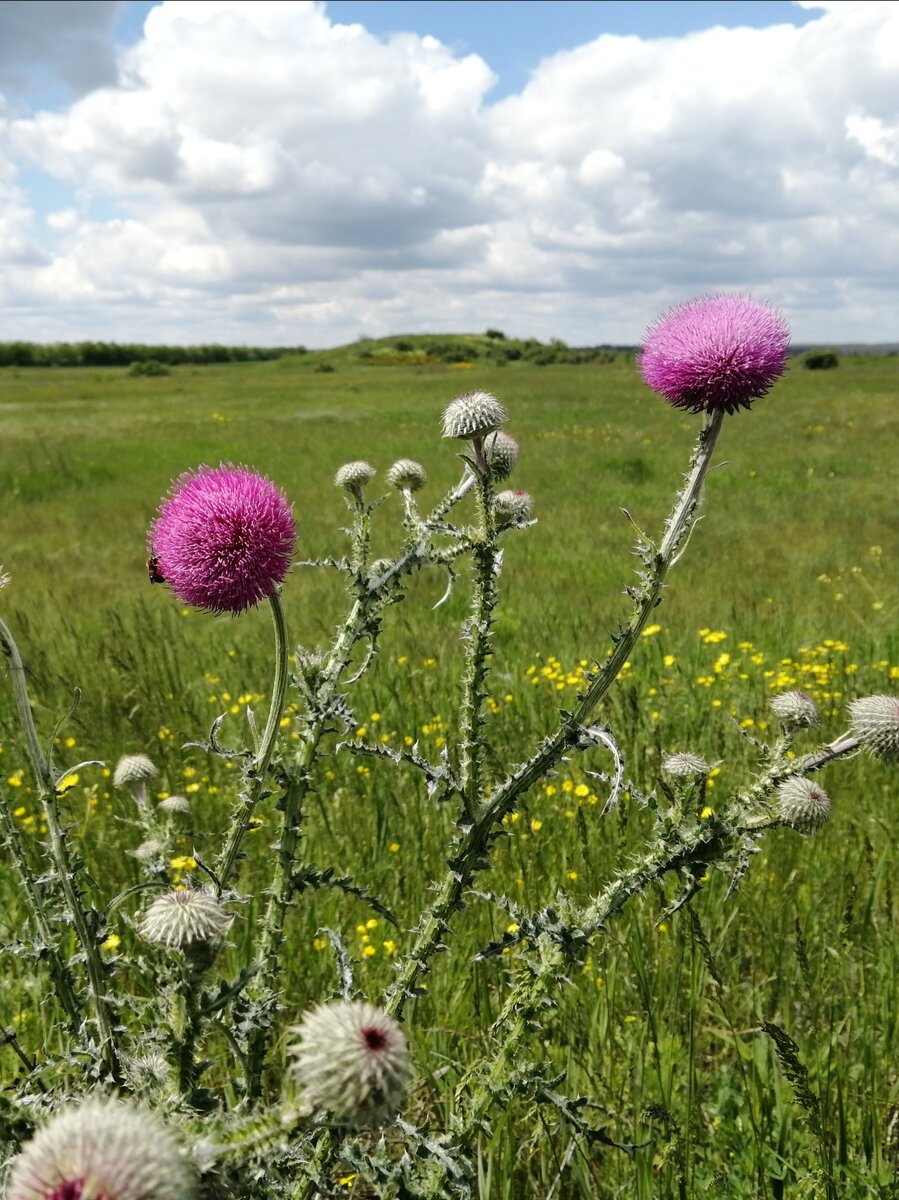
[1,353,899,1197]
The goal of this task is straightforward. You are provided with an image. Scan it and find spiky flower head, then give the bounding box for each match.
[483,431,519,481]
[0,565,9,590]
[848,694,899,763]
[150,464,295,615]
[290,1000,411,1127]
[158,794,191,814]
[775,776,832,833]
[113,754,159,791]
[770,690,819,729]
[442,390,507,440]
[386,459,427,492]
[639,295,790,414]
[5,1097,198,1200]
[493,489,532,524]
[661,751,710,777]
[334,461,376,494]
[139,887,232,950]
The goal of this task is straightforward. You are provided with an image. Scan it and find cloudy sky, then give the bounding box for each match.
[0,0,897,347]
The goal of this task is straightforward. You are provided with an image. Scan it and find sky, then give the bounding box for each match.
[0,0,897,347]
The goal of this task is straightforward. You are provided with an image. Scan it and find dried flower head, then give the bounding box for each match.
[386,459,427,492]
[775,776,832,833]
[6,1097,197,1200]
[442,390,507,439]
[493,489,533,524]
[113,753,159,790]
[139,887,232,950]
[661,751,710,777]
[483,431,520,481]
[150,465,295,615]
[334,461,376,494]
[848,694,899,763]
[639,295,790,414]
[770,690,819,729]
[290,1000,411,1127]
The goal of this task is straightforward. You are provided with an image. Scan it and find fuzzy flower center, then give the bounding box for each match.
[361,1026,388,1052]
[50,1182,86,1200]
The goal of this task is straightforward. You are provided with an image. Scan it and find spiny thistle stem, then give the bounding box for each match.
[0,615,122,1084]
[386,413,724,1018]
[216,590,290,891]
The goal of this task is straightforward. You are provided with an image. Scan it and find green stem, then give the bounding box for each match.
[0,615,122,1083]
[216,591,290,892]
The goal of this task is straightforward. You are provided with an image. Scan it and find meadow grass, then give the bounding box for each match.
[1,352,898,1197]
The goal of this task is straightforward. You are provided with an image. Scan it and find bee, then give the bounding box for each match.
[147,555,165,584]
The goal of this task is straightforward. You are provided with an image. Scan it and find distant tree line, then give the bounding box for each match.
[360,334,625,367]
[0,342,306,368]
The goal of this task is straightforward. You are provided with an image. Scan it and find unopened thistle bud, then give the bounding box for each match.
[848,695,899,763]
[770,690,819,728]
[290,1001,411,1128]
[386,458,427,492]
[5,1097,198,1200]
[493,489,533,524]
[775,776,832,833]
[139,887,232,950]
[442,390,507,440]
[159,794,191,814]
[483,431,519,481]
[113,753,159,809]
[334,461,376,495]
[0,566,9,590]
[661,751,710,777]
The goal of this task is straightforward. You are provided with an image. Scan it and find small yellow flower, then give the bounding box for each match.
[100,933,121,952]
[388,842,400,853]
[566,870,578,881]
[170,855,197,870]
[642,624,662,638]
[313,937,328,951]
[363,945,377,958]
[700,806,714,820]
[382,939,398,955]
[531,819,543,832]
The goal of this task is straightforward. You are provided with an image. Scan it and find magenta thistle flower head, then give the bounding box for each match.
[150,464,295,615]
[639,294,791,414]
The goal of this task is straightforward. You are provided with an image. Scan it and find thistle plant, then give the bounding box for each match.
[1,293,896,1198]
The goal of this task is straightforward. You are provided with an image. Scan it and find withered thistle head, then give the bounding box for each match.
[290,1000,411,1127]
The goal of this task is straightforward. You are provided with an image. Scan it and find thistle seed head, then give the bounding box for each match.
[493,489,533,524]
[290,1000,411,1127]
[139,887,232,950]
[661,751,710,777]
[334,461,376,493]
[5,1097,198,1200]
[770,690,819,728]
[113,754,159,791]
[775,776,832,833]
[483,431,520,481]
[848,694,899,763]
[442,390,507,440]
[386,459,427,492]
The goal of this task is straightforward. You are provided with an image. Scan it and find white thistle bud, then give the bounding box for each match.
[158,794,191,814]
[483,431,519,481]
[775,776,832,833]
[6,1097,198,1200]
[770,690,819,728]
[290,1001,411,1127]
[386,459,427,492]
[139,888,232,950]
[442,390,507,440]
[334,461,375,494]
[0,565,9,590]
[661,751,710,777]
[113,754,158,791]
[848,695,899,764]
[493,489,532,524]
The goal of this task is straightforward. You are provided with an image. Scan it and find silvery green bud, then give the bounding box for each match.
[775,776,832,833]
[139,887,232,950]
[386,459,427,492]
[442,390,507,440]
[483,431,519,481]
[334,461,376,494]
[661,751,710,777]
[159,794,191,814]
[770,690,819,728]
[113,754,158,791]
[493,489,532,524]
[290,1001,411,1127]
[848,695,899,763]
[6,1097,198,1200]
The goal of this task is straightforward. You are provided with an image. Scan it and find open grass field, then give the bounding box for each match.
[2,348,899,1197]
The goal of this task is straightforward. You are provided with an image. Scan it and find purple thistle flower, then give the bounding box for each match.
[639,295,791,414]
[150,464,295,615]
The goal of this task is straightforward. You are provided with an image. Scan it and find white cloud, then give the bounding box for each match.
[1,0,898,344]
[0,2,122,97]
